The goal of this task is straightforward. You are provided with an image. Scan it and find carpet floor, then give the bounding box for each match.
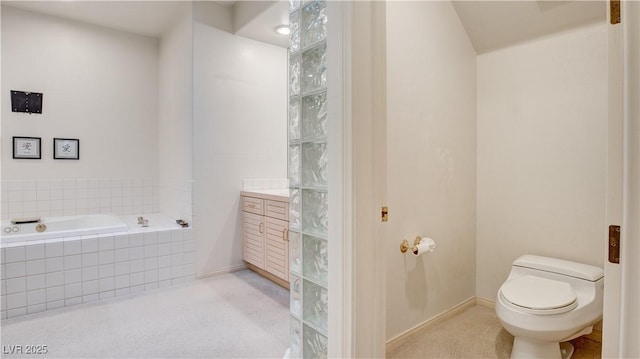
[387,305,602,359]
[1,270,289,358]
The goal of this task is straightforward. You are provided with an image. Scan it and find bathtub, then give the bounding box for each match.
[0,213,195,320]
[1,214,128,244]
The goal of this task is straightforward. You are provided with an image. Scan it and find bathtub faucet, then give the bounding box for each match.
[137,216,149,227]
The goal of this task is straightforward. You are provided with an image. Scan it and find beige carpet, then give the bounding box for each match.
[387,305,602,359]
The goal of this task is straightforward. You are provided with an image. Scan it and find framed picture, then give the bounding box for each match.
[13,136,41,159]
[53,138,79,160]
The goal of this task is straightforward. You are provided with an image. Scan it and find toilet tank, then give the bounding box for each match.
[513,255,604,282]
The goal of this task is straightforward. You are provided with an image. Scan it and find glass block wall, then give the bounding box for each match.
[288,0,328,358]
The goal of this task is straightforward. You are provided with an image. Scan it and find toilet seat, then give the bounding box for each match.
[500,275,578,315]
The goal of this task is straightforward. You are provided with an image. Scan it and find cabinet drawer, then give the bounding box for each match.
[242,196,264,215]
[265,200,289,221]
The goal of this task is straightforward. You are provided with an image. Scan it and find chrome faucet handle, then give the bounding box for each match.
[142,219,149,227]
[137,216,144,224]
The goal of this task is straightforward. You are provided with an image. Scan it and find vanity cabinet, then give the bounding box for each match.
[241,191,289,288]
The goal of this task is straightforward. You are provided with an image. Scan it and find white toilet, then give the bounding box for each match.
[495,255,604,359]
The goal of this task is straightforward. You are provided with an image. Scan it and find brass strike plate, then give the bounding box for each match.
[611,0,621,25]
[381,206,389,222]
[608,225,620,264]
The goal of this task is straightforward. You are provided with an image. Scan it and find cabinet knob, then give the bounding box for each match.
[283,228,289,241]
[259,222,264,234]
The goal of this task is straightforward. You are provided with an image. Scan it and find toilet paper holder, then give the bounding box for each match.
[400,236,423,254]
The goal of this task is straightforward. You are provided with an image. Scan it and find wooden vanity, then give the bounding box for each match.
[240,189,290,289]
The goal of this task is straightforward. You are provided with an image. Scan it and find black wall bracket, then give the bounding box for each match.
[11,90,43,114]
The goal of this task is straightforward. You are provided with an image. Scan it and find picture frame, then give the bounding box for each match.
[13,136,41,159]
[53,138,79,160]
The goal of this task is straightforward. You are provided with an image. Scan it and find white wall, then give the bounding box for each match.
[193,20,287,276]
[476,22,608,300]
[1,5,159,181]
[158,4,193,222]
[385,1,477,340]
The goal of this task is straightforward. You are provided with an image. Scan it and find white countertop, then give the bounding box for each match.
[241,188,290,201]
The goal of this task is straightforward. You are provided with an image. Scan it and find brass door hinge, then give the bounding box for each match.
[611,0,621,25]
[381,206,388,222]
[608,225,620,264]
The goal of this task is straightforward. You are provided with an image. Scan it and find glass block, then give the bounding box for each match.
[290,317,303,358]
[303,280,328,333]
[302,142,328,188]
[290,188,301,229]
[303,235,328,285]
[302,189,328,237]
[290,10,300,54]
[290,230,302,275]
[301,0,327,48]
[290,274,302,319]
[289,54,301,97]
[301,92,327,140]
[289,0,300,12]
[301,43,327,94]
[289,99,300,141]
[289,145,301,187]
[303,324,328,359]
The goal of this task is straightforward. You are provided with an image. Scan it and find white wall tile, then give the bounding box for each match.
[65,297,82,306]
[5,246,25,263]
[65,283,82,299]
[82,280,99,295]
[27,289,46,305]
[83,294,99,303]
[130,247,144,260]
[81,252,99,267]
[25,244,45,260]
[158,267,171,281]
[82,238,98,253]
[130,259,144,273]
[26,274,46,291]
[114,275,129,289]
[46,286,64,303]
[26,259,45,276]
[28,304,46,314]
[130,272,144,286]
[99,291,115,300]
[47,300,64,310]
[144,244,158,258]
[114,235,129,249]
[45,242,64,258]
[7,292,27,310]
[144,258,158,271]
[82,266,99,282]
[8,307,27,317]
[5,262,26,278]
[115,288,130,296]
[114,262,130,276]
[6,277,26,294]
[64,269,81,284]
[99,277,114,292]
[158,255,171,269]
[114,248,130,263]
[45,257,64,273]
[99,264,114,278]
[46,271,64,288]
[63,240,82,256]
[64,255,82,270]
[129,233,144,247]
[98,251,114,265]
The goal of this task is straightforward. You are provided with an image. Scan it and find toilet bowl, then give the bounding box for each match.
[495,255,604,359]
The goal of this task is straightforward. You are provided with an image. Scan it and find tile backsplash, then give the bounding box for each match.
[1,178,160,221]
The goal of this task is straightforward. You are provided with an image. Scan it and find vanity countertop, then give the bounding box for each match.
[241,188,290,202]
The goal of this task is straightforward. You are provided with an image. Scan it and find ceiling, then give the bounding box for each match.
[1,1,607,53]
[451,1,607,54]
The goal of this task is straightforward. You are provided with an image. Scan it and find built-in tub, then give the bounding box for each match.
[0,213,195,320]
[1,214,127,244]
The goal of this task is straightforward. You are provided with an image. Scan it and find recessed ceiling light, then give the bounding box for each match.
[275,25,290,36]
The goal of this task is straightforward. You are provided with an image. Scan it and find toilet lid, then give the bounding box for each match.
[500,275,577,313]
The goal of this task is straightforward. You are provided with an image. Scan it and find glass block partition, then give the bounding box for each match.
[288,0,328,357]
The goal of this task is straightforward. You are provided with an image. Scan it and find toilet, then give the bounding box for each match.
[495,255,604,359]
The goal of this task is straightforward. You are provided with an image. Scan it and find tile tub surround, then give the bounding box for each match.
[1,178,160,221]
[0,214,195,319]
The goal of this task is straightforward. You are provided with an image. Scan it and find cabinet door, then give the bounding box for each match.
[264,217,289,282]
[242,211,264,267]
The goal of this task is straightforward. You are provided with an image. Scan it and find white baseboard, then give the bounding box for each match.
[385,297,477,354]
[196,264,247,279]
